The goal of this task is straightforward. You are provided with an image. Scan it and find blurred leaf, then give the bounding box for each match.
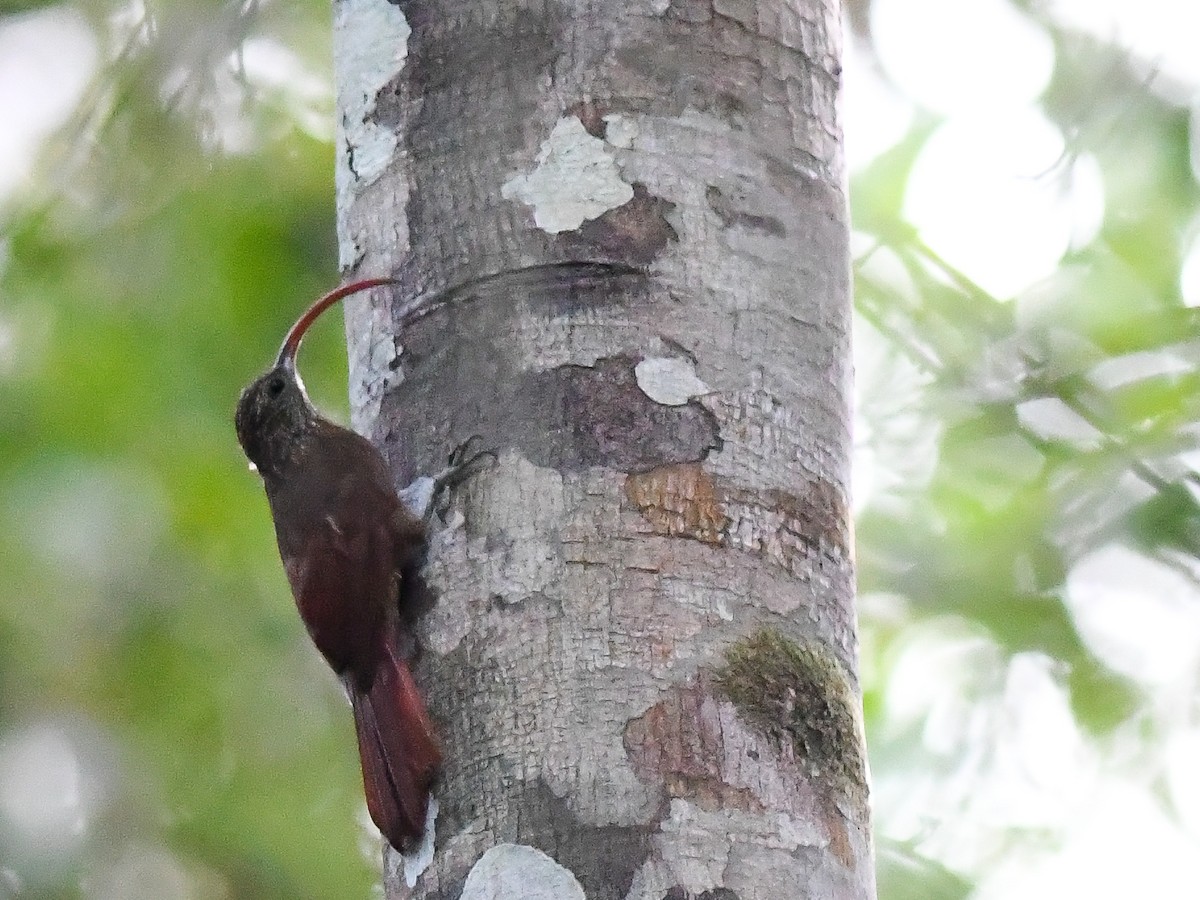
[1068,657,1143,735]
[1127,483,1200,556]
[876,842,973,900]
[0,0,60,14]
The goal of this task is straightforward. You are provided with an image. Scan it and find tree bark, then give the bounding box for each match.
[332,1,871,898]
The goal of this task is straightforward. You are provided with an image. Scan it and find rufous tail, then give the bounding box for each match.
[349,646,441,851]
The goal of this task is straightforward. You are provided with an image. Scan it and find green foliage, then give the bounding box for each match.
[0,2,378,895]
[875,844,972,900]
[850,11,1200,898]
[0,1,59,13]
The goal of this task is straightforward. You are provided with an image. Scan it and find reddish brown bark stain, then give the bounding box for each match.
[567,99,609,138]
[822,802,855,870]
[624,680,764,813]
[542,357,722,472]
[624,464,849,563]
[625,463,729,544]
[627,676,862,875]
[567,183,679,266]
[664,889,741,900]
[705,184,788,237]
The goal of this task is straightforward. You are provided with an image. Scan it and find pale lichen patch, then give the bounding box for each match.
[460,844,586,900]
[635,357,710,406]
[397,476,437,521]
[502,116,634,233]
[473,451,566,541]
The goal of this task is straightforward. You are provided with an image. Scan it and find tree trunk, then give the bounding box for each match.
[332,1,871,898]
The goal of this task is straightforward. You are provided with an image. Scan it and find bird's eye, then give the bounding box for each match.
[268,377,286,397]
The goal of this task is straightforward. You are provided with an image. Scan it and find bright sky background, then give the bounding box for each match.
[847,0,1200,302]
[0,7,97,205]
[844,4,1200,899]
[2,0,1199,286]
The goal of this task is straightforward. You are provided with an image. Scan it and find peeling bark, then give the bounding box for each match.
[332,0,870,897]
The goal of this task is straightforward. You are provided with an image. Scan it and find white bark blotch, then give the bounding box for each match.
[467,452,566,606]
[634,357,711,406]
[419,452,566,654]
[345,295,400,436]
[333,0,410,269]
[460,844,586,900]
[603,113,638,149]
[657,799,732,889]
[398,475,437,520]
[623,801,830,900]
[502,116,634,233]
[402,797,438,888]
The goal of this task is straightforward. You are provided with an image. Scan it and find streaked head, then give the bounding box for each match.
[235,278,395,476]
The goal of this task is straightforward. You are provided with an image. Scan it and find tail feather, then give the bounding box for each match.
[349,649,441,851]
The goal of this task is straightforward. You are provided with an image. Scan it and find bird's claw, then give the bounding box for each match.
[427,436,497,522]
[446,434,492,470]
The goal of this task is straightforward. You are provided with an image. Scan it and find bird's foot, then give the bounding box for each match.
[397,437,497,521]
[427,436,497,523]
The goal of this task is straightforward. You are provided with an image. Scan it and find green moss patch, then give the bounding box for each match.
[715,628,867,816]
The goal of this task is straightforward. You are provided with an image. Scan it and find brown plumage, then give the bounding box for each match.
[235,279,439,850]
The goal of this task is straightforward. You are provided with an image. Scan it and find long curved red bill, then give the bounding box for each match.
[276,278,397,367]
